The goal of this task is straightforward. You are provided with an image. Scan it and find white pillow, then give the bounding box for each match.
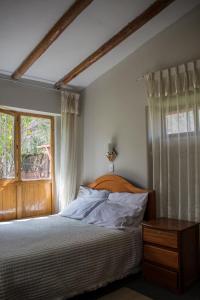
[77,186,110,199]
[108,192,148,208]
[83,201,143,229]
[60,186,110,220]
[108,192,148,226]
[60,197,105,220]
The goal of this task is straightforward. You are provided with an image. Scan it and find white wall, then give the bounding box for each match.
[0,78,61,115]
[81,6,200,188]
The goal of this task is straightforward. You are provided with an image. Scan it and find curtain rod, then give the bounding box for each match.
[0,74,77,93]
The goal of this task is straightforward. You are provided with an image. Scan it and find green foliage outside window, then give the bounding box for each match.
[0,113,51,179]
[21,116,50,155]
[0,112,15,178]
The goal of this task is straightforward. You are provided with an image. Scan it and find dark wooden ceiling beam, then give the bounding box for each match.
[55,0,175,88]
[11,0,94,80]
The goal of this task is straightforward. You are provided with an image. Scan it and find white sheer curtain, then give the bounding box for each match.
[146,60,200,221]
[59,91,80,211]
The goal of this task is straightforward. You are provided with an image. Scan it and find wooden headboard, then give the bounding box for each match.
[88,174,156,221]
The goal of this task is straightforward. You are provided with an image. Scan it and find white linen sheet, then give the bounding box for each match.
[0,215,142,300]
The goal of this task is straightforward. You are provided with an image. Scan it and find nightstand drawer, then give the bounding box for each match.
[143,227,178,248]
[144,244,179,270]
[143,262,178,290]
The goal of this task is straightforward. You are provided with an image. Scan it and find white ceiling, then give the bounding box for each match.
[0,0,200,89]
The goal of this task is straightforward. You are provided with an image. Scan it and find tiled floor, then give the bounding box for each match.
[71,273,200,300]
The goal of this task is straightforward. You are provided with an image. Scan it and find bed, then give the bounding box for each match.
[0,175,155,300]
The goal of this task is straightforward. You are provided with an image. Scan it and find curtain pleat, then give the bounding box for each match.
[59,91,80,211]
[146,59,200,221]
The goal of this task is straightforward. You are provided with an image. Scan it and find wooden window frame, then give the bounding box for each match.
[19,111,54,182]
[0,108,18,184]
[0,108,55,214]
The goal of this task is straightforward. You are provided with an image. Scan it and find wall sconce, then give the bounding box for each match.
[106,143,117,161]
[106,143,117,172]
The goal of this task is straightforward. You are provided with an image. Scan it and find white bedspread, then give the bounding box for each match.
[0,215,142,300]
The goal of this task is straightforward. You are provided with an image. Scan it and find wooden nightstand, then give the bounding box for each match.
[142,218,199,293]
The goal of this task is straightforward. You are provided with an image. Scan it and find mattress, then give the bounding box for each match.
[0,215,142,300]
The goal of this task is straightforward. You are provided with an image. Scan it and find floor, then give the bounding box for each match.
[72,273,200,300]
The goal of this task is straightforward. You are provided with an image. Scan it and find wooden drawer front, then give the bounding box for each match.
[143,262,178,290]
[144,244,179,270]
[143,227,178,248]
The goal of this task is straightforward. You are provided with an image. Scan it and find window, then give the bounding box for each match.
[21,116,51,180]
[166,110,195,135]
[0,111,15,179]
[0,108,54,221]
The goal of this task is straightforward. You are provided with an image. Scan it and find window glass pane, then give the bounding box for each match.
[0,112,15,179]
[166,111,194,135]
[21,116,51,180]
